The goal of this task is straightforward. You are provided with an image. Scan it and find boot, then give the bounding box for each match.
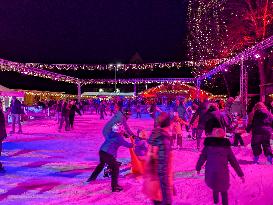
[112,185,123,192]
[253,156,259,164]
[267,156,272,165]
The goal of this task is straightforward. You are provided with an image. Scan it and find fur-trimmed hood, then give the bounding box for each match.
[204,137,231,147]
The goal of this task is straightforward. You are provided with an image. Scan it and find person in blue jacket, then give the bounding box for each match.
[87,123,133,192]
[102,106,135,138]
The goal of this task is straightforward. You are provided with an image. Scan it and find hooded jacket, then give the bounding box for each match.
[246,109,273,137]
[102,111,134,138]
[196,137,244,192]
[100,131,133,158]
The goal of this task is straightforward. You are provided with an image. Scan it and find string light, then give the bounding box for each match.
[0,58,79,84]
[24,59,228,71]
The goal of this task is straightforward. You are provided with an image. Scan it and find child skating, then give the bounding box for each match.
[196,117,244,205]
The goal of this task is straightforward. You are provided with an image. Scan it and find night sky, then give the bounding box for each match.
[0,1,188,93]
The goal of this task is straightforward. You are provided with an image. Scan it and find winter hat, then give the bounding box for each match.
[156,112,171,128]
[205,117,225,137]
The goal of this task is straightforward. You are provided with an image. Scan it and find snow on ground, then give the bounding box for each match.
[0,113,273,205]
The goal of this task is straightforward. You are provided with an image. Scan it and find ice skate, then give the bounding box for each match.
[112,185,123,192]
[253,156,259,164]
[267,156,272,165]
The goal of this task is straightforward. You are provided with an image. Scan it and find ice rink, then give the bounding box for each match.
[1,114,273,205]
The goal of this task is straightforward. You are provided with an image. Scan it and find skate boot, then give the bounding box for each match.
[253,156,259,164]
[103,166,112,178]
[112,185,123,192]
[267,156,272,165]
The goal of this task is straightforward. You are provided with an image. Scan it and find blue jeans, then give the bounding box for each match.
[11,114,22,132]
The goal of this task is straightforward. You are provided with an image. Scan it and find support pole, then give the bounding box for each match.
[240,58,248,117]
[77,81,81,102]
[196,80,201,101]
[134,82,137,97]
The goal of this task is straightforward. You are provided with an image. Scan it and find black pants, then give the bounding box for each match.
[100,111,105,119]
[213,190,228,205]
[89,150,119,188]
[176,134,182,147]
[233,133,244,146]
[251,134,272,157]
[0,140,2,168]
[136,112,141,118]
[59,115,69,130]
[69,114,75,128]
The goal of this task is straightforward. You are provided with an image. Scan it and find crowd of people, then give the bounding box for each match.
[86,96,272,205]
[0,95,272,205]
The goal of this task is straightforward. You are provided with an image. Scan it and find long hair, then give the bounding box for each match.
[248,102,270,124]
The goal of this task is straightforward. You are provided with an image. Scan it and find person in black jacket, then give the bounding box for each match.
[189,100,209,149]
[0,102,7,171]
[10,96,22,134]
[69,100,81,129]
[58,100,70,132]
[196,116,244,205]
[246,102,273,164]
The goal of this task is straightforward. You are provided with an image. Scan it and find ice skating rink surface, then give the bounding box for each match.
[1,114,273,205]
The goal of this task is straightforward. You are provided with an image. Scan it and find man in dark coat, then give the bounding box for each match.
[69,100,81,129]
[246,102,273,164]
[10,96,22,134]
[58,100,70,131]
[190,100,209,149]
[196,116,244,205]
[0,103,7,171]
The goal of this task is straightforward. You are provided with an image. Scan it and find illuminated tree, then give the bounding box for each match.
[187,0,273,99]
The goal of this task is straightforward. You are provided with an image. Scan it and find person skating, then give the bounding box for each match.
[10,96,22,134]
[99,101,107,120]
[232,115,245,147]
[58,100,70,132]
[136,103,141,118]
[170,112,188,150]
[69,100,81,129]
[0,102,7,172]
[246,102,273,164]
[189,99,209,150]
[86,123,133,192]
[144,112,174,205]
[196,116,244,205]
[102,106,135,139]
